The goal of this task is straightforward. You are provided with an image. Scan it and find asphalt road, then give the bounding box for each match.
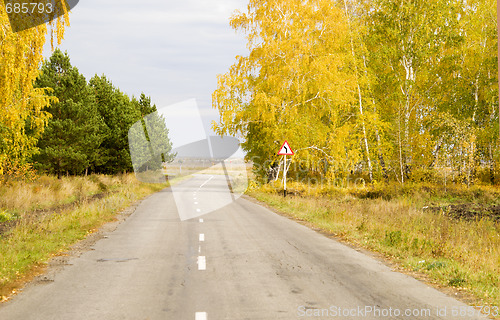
[0,175,489,320]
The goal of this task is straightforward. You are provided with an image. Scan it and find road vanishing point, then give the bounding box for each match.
[0,175,488,319]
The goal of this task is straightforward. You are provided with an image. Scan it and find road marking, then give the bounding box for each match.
[199,175,214,189]
[199,218,204,223]
[195,312,207,320]
[199,234,205,242]
[197,256,206,270]
[198,245,201,253]
[196,209,201,213]
[194,202,199,205]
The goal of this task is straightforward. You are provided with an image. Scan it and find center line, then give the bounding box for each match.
[199,234,205,242]
[197,256,206,270]
[199,175,214,189]
[195,312,207,320]
[196,209,201,213]
[199,218,204,223]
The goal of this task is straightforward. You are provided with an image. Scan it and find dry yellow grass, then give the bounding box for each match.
[0,175,114,213]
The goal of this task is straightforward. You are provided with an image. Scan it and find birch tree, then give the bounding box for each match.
[213,0,361,180]
[0,4,68,177]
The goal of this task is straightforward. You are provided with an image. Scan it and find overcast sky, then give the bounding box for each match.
[44,0,249,140]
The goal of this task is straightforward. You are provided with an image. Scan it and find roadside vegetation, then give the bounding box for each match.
[213,0,499,185]
[249,181,500,313]
[0,174,167,301]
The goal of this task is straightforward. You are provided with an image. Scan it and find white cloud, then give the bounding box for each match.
[45,0,249,138]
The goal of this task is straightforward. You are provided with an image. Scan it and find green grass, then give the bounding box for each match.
[248,181,500,317]
[0,174,168,300]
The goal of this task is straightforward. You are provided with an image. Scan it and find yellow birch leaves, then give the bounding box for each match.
[0,4,68,176]
[213,0,359,178]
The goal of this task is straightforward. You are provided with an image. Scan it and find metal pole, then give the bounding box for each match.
[283,154,287,197]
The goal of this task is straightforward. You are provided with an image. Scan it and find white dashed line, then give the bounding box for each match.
[195,312,207,320]
[197,256,206,270]
[194,179,210,320]
[199,175,214,189]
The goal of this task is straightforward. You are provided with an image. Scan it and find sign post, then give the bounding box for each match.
[277,140,294,197]
[284,154,287,197]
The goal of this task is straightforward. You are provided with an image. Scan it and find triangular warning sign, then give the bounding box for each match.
[277,140,294,155]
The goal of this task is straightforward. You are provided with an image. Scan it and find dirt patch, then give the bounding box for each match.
[0,220,17,237]
[426,203,500,222]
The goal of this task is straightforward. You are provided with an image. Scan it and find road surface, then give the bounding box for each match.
[0,175,488,319]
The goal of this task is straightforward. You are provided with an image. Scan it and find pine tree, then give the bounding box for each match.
[129,92,176,173]
[34,49,105,178]
[89,75,141,174]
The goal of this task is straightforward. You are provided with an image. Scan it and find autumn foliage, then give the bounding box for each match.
[213,0,499,185]
[0,4,68,178]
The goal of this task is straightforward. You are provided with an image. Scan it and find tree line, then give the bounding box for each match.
[1,5,173,181]
[33,49,161,178]
[213,0,499,185]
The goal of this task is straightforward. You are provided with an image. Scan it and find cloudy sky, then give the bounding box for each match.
[44,0,249,140]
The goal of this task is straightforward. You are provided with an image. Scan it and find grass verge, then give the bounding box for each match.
[248,181,500,318]
[0,174,168,301]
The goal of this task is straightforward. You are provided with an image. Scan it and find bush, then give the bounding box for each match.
[0,210,16,223]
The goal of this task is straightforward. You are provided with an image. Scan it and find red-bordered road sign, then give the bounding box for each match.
[277,140,294,156]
